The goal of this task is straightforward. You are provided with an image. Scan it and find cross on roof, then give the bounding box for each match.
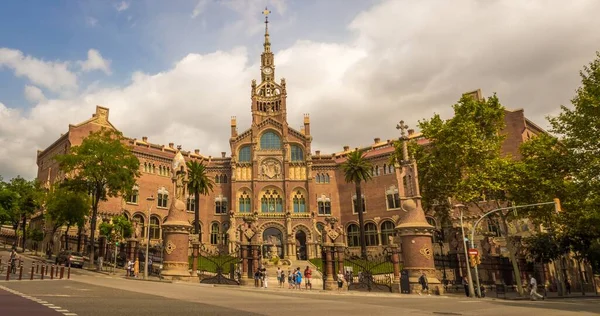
[263,7,271,22]
[396,120,409,138]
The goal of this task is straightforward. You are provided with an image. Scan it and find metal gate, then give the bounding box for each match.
[196,244,241,285]
[344,248,394,293]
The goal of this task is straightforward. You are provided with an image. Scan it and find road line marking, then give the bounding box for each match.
[0,284,77,316]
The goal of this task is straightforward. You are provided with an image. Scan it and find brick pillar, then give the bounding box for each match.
[336,245,345,275]
[324,245,337,290]
[191,242,199,277]
[391,245,401,293]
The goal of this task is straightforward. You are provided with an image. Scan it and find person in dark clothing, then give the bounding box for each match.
[463,277,470,297]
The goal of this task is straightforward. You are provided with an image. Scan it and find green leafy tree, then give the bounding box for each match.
[45,185,91,251]
[6,176,45,251]
[548,52,600,275]
[99,215,133,243]
[341,149,373,259]
[403,93,529,294]
[523,232,568,286]
[27,227,44,255]
[186,160,214,237]
[54,129,140,268]
[0,176,19,225]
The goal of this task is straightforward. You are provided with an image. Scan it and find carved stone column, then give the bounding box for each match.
[395,121,442,294]
[161,148,192,281]
[324,245,336,290]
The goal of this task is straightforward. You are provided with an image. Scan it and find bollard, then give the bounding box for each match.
[67,267,71,280]
[45,264,49,276]
[50,266,54,280]
[36,262,39,274]
[41,266,44,280]
[55,265,59,278]
[30,266,34,280]
[60,266,64,279]
[18,265,23,280]
[5,264,9,281]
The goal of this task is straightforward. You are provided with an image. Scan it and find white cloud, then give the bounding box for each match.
[0,48,77,93]
[2,0,600,180]
[191,0,209,18]
[115,1,130,12]
[86,16,98,27]
[24,85,46,103]
[78,49,112,75]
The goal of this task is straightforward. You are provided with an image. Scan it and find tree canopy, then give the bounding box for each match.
[55,128,140,267]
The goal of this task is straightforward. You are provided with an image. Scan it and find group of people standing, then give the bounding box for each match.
[254,266,313,290]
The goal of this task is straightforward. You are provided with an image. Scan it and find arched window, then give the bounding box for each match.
[149,216,161,239]
[375,165,380,176]
[144,162,148,173]
[380,221,395,246]
[389,165,394,174]
[261,189,283,213]
[291,144,304,161]
[159,166,163,176]
[157,187,168,208]
[222,222,230,246]
[127,185,139,204]
[292,190,306,213]
[210,223,219,245]
[365,223,379,246]
[222,174,228,183]
[383,164,387,175]
[260,131,281,149]
[215,175,220,184]
[186,197,195,212]
[316,174,321,183]
[215,196,228,214]
[347,224,360,247]
[133,214,145,238]
[238,190,251,213]
[239,146,251,162]
[324,173,330,183]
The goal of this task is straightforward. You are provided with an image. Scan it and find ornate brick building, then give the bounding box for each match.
[33,16,554,284]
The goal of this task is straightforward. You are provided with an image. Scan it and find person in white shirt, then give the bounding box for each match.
[529,276,544,300]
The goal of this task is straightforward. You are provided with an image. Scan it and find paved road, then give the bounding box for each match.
[0,285,63,315]
[0,250,79,281]
[0,274,598,316]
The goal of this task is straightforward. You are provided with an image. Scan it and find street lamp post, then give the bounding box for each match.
[144,195,155,280]
[456,204,476,297]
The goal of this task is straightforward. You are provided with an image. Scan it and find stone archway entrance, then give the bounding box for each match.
[295,230,307,260]
[262,227,284,259]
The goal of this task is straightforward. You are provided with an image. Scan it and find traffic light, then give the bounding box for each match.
[475,254,481,265]
[115,241,119,246]
[554,198,562,213]
[469,254,477,267]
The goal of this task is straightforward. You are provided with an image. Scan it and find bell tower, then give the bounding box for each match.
[251,7,287,126]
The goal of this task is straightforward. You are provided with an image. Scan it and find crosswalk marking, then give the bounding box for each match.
[0,284,78,316]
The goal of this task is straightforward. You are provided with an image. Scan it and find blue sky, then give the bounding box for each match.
[0,0,375,108]
[1,0,600,180]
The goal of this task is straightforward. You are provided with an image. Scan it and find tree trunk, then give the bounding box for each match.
[77,225,83,252]
[355,183,367,259]
[89,194,100,270]
[499,211,524,295]
[64,225,70,251]
[578,259,586,295]
[194,191,200,236]
[21,214,27,252]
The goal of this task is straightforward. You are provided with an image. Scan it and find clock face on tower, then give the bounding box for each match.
[263,67,273,75]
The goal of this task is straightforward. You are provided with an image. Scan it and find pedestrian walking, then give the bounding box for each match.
[462,276,469,297]
[262,268,268,288]
[418,273,430,295]
[304,266,312,290]
[529,275,544,301]
[337,270,345,291]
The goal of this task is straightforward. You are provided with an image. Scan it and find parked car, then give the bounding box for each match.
[55,251,85,268]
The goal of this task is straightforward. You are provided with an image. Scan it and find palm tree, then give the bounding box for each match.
[341,149,373,259]
[186,160,214,238]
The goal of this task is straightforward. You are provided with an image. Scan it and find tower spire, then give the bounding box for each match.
[262,7,271,53]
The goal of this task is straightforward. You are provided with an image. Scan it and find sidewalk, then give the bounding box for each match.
[445,290,599,300]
